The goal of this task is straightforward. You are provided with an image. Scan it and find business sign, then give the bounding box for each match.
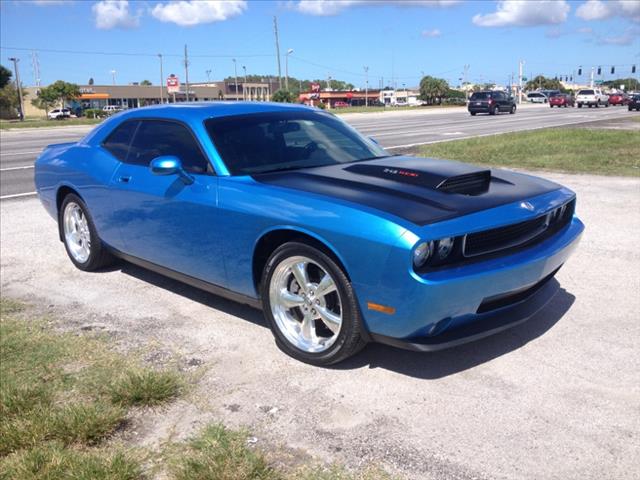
[311,82,321,93]
[167,74,180,94]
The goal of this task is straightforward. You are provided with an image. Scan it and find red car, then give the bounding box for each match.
[333,101,350,108]
[608,93,629,106]
[549,94,574,108]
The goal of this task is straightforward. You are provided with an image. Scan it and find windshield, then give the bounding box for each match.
[470,92,491,100]
[205,110,389,175]
[578,90,595,95]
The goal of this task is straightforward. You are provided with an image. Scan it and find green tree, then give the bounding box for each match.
[271,89,295,103]
[419,76,449,105]
[524,75,563,92]
[602,78,639,91]
[37,81,81,111]
[0,83,19,119]
[31,87,58,115]
[0,65,12,89]
[140,79,152,86]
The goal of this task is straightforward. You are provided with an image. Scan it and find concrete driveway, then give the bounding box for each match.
[1,171,639,479]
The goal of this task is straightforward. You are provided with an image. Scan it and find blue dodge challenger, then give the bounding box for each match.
[35,103,584,365]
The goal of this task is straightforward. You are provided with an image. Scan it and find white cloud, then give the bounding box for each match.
[421,28,442,38]
[92,1,140,29]
[577,26,593,34]
[576,0,640,23]
[295,0,460,17]
[472,0,570,27]
[151,0,247,26]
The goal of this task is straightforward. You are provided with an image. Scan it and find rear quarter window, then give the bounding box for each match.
[102,120,139,162]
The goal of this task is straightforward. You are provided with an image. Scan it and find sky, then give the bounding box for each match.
[1,0,639,89]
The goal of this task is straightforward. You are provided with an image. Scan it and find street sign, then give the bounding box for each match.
[167,74,180,94]
[595,80,603,85]
[522,77,528,81]
[311,82,321,93]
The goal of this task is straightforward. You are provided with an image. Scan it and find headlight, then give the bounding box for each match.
[436,237,454,260]
[413,241,432,268]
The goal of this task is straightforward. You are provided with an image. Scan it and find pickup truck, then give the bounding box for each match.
[576,89,609,108]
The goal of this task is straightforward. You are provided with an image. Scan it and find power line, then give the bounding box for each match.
[0,46,273,59]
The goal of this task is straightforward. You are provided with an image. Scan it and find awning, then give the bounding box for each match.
[79,93,110,99]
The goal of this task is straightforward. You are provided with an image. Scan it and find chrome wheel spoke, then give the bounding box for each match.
[316,306,341,334]
[279,289,304,309]
[291,261,309,292]
[63,202,91,264]
[269,255,344,353]
[316,274,336,299]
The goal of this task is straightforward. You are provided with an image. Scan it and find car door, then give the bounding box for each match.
[108,119,227,287]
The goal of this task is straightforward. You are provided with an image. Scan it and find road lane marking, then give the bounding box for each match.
[0,191,37,200]
[0,165,34,172]
[0,150,41,157]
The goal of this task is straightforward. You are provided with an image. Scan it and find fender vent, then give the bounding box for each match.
[436,170,491,195]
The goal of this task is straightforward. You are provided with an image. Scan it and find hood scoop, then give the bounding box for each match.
[344,163,491,195]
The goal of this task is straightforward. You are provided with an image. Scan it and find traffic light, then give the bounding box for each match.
[633,65,637,74]
[597,67,601,75]
[578,68,582,76]
[611,66,615,74]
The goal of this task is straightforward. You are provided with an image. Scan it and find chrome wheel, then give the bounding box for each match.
[269,255,342,353]
[63,202,91,263]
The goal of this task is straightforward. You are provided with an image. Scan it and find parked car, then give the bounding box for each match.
[526,92,548,103]
[333,101,349,108]
[102,105,123,114]
[608,93,629,106]
[468,91,516,115]
[576,89,609,108]
[629,94,640,111]
[549,93,574,108]
[34,103,583,365]
[48,108,71,120]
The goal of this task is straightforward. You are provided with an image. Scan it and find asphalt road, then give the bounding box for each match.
[0,104,634,199]
[2,172,639,479]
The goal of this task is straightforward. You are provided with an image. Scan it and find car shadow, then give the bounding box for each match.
[115,261,268,330]
[336,280,575,379]
[109,261,574,380]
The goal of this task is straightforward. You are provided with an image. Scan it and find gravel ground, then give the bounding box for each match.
[1,171,639,479]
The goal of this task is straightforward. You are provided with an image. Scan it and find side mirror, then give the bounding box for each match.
[149,156,194,185]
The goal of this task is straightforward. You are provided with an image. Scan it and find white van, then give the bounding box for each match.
[102,105,123,114]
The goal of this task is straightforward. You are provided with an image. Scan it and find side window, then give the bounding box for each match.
[102,120,139,162]
[126,120,210,174]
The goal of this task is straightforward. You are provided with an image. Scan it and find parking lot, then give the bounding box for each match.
[1,105,639,477]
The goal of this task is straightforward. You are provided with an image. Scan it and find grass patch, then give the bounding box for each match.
[334,104,462,114]
[0,298,179,476]
[0,117,103,130]
[418,128,640,176]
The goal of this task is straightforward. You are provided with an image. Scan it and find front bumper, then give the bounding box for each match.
[357,214,584,348]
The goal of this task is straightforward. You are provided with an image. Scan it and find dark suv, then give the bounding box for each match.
[468,91,516,116]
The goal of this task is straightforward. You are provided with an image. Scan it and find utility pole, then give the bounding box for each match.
[31,51,41,87]
[8,57,24,121]
[285,49,293,91]
[206,69,212,83]
[242,65,247,100]
[364,66,369,107]
[110,69,116,85]
[590,67,595,88]
[158,54,164,104]
[518,59,524,104]
[233,58,239,101]
[326,74,331,109]
[273,16,282,90]
[184,44,190,102]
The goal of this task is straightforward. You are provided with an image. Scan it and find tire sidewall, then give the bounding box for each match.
[260,242,364,365]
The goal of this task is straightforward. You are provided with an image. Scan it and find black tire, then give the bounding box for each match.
[489,106,498,115]
[578,103,582,108]
[510,105,516,114]
[550,104,553,108]
[59,193,115,271]
[261,242,366,366]
[605,102,609,107]
[470,112,476,116]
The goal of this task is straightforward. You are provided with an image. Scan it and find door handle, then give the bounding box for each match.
[118,176,131,183]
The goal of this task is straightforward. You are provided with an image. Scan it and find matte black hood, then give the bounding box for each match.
[252,156,562,225]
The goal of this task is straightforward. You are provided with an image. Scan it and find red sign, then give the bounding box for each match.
[311,82,321,93]
[166,74,180,94]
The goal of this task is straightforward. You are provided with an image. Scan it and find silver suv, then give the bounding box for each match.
[576,89,609,108]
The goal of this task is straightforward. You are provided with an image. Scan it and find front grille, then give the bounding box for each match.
[437,170,491,195]
[463,199,574,258]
